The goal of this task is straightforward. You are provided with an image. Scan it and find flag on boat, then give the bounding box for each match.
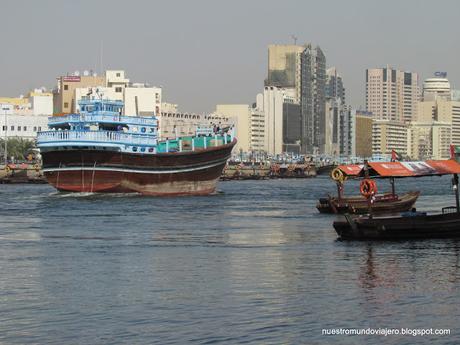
[391,149,402,161]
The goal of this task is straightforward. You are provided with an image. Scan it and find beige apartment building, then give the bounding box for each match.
[215,103,265,154]
[408,75,460,159]
[266,44,304,102]
[372,120,408,156]
[354,111,373,158]
[366,66,419,123]
[407,122,451,160]
[55,70,162,117]
[53,73,105,114]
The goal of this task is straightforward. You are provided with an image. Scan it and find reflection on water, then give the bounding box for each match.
[0,177,459,344]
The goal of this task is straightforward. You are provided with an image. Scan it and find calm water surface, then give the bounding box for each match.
[1,177,459,344]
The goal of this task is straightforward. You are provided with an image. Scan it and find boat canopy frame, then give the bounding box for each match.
[336,159,460,179]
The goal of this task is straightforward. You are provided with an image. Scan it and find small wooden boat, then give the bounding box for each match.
[317,164,419,215]
[334,207,460,240]
[317,191,419,214]
[333,157,460,241]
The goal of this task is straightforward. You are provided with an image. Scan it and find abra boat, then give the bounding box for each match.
[333,159,460,240]
[37,98,236,195]
[317,191,420,214]
[317,165,419,214]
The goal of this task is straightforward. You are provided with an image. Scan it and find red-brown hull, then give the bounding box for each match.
[41,140,235,196]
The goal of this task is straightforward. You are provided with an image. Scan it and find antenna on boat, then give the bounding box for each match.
[99,40,104,75]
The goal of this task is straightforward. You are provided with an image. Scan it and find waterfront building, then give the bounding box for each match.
[300,44,326,154]
[407,121,451,160]
[265,44,304,102]
[324,99,340,156]
[325,67,352,157]
[0,89,53,141]
[282,98,302,154]
[353,110,373,158]
[366,66,419,123]
[251,95,266,153]
[161,102,178,113]
[53,72,105,114]
[29,89,53,115]
[372,119,408,157]
[415,74,460,150]
[215,104,252,153]
[0,103,48,140]
[265,43,326,154]
[423,77,451,101]
[259,86,298,155]
[72,71,162,117]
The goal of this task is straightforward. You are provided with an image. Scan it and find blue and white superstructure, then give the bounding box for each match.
[36,98,236,195]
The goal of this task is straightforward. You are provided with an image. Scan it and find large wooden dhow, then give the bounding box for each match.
[333,159,460,240]
[37,99,236,195]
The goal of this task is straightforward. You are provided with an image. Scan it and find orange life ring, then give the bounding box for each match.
[360,179,377,198]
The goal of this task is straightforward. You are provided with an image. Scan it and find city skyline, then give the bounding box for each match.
[1,0,459,113]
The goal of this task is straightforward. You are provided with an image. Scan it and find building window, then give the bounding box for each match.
[10,126,14,131]
[23,126,27,131]
[64,102,69,109]
[115,87,122,93]
[2,126,5,131]
[64,84,69,90]
[38,126,42,131]
[18,126,21,131]
[33,126,37,132]
[116,73,121,77]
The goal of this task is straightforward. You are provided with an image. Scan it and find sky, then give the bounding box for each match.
[1,0,459,113]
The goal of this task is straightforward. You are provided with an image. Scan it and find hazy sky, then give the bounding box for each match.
[1,0,459,113]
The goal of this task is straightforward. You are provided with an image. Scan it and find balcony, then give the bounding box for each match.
[37,130,157,147]
[48,113,157,126]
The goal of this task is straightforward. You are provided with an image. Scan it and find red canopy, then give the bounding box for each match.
[337,159,460,178]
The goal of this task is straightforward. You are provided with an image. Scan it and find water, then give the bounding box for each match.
[0,177,459,344]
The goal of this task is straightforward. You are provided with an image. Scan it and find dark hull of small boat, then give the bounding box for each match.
[317,191,420,214]
[316,164,337,175]
[334,211,460,240]
[40,140,235,195]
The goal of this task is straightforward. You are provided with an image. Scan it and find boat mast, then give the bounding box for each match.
[454,173,460,213]
[363,160,374,219]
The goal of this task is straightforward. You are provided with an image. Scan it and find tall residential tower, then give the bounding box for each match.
[366,66,419,123]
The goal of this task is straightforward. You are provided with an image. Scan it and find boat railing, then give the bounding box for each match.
[442,206,458,214]
[37,130,157,146]
[156,133,234,153]
[48,113,157,126]
[196,127,214,136]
